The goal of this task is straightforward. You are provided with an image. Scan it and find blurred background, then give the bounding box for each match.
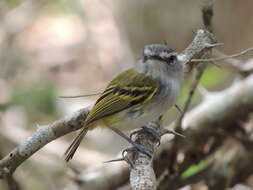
[0,0,253,189]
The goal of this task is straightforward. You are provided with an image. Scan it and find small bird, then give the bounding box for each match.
[65,44,184,161]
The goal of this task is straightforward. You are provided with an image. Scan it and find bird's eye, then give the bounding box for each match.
[166,54,177,64]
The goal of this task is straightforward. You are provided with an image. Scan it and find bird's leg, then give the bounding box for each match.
[130,115,163,145]
[130,126,185,146]
[109,127,153,158]
[130,126,161,146]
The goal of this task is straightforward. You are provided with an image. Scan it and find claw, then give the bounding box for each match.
[109,127,153,158]
[142,126,161,145]
[104,157,125,163]
[104,148,135,168]
[130,126,161,146]
[129,129,141,140]
[160,129,185,138]
[132,142,153,158]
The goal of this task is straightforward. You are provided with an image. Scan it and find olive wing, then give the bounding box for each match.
[85,69,159,125]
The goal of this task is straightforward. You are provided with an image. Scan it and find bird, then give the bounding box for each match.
[65,44,184,162]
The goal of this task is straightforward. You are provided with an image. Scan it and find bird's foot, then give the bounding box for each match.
[131,142,153,158]
[130,126,185,146]
[109,127,153,158]
[130,126,161,146]
[104,147,135,167]
[104,145,153,167]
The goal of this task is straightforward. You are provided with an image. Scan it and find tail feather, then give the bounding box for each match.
[65,127,89,162]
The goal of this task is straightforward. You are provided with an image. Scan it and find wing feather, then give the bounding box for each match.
[85,69,159,125]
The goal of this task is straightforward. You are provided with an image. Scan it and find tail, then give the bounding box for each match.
[64,127,89,162]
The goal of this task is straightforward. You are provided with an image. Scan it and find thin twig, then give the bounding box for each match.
[175,64,206,131]
[191,47,253,62]
[174,104,183,115]
[202,0,214,33]
[174,0,215,129]
[210,50,253,77]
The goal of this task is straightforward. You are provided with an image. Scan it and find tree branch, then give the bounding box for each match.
[211,49,253,76]
[0,108,90,177]
[191,47,253,63]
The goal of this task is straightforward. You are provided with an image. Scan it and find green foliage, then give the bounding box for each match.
[161,65,231,122]
[5,81,58,122]
[3,0,21,6]
[178,65,231,106]
[180,158,213,179]
[45,0,78,14]
[200,66,229,87]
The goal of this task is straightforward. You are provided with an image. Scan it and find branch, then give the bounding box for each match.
[212,49,253,76]
[0,108,90,177]
[0,120,109,166]
[202,0,214,33]
[191,47,253,63]
[128,122,160,190]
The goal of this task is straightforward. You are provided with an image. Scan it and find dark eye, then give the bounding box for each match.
[166,54,177,64]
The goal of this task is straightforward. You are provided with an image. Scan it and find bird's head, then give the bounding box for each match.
[140,44,183,78]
